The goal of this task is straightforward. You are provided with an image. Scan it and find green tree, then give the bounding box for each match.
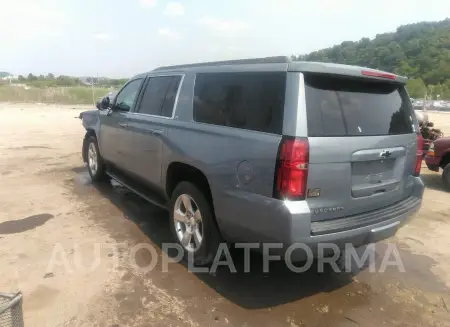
[55,75,80,86]
[27,73,37,81]
[293,18,450,86]
[406,78,427,98]
[18,75,25,82]
[444,79,450,89]
[427,85,435,100]
[434,84,444,99]
[441,84,450,99]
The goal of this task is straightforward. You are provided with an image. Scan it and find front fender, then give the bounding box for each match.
[80,110,101,162]
[80,109,100,131]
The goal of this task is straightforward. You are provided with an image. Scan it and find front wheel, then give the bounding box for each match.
[442,163,450,191]
[85,135,108,182]
[169,182,221,266]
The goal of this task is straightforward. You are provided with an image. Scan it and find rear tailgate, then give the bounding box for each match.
[303,73,419,222]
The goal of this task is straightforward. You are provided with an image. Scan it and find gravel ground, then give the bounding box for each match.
[0,103,449,327]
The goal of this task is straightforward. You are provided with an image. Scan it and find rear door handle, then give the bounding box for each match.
[150,129,163,136]
[118,122,128,128]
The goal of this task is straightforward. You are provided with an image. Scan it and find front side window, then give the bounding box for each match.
[137,76,182,117]
[114,79,143,111]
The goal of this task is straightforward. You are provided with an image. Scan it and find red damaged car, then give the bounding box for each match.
[424,137,450,190]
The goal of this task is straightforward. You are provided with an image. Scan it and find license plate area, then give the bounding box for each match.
[351,159,400,198]
[352,159,395,185]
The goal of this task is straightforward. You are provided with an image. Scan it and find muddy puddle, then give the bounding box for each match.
[0,213,54,235]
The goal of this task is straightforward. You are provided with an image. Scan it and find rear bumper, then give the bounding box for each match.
[216,177,424,259]
[425,155,441,172]
[310,196,420,235]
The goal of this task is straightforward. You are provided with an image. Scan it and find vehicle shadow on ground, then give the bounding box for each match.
[189,249,356,309]
[420,172,448,192]
[83,174,362,309]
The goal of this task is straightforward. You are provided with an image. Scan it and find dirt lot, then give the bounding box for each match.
[0,103,449,327]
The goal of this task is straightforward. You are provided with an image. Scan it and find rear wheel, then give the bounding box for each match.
[169,182,221,266]
[442,163,450,191]
[86,136,109,182]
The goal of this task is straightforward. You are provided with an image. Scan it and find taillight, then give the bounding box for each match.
[361,70,397,80]
[274,137,309,200]
[414,134,423,176]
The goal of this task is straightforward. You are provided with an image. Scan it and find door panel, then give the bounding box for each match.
[127,75,183,188]
[98,78,144,170]
[98,110,123,164]
[126,115,166,188]
[114,112,135,171]
[99,111,134,170]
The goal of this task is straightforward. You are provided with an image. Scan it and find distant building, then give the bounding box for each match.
[0,74,18,81]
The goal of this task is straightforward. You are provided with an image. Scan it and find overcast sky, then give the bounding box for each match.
[1,0,449,77]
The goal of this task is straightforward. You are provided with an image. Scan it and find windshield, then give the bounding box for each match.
[304,73,417,137]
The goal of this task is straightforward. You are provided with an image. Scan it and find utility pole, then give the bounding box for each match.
[91,74,98,106]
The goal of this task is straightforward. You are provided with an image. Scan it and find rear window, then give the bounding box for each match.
[193,72,286,134]
[304,74,416,137]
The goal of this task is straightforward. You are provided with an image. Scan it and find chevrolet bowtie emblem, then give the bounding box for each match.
[379,150,392,158]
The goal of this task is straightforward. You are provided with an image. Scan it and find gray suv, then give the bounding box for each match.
[80,56,424,265]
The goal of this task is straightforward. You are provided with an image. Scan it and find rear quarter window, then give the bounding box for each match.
[193,72,286,134]
[304,73,416,137]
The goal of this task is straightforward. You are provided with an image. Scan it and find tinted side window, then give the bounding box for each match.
[114,79,143,111]
[305,74,414,136]
[161,76,182,117]
[137,76,173,115]
[193,72,286,134]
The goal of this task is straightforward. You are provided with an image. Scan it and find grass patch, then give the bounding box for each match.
[0,85,113,105]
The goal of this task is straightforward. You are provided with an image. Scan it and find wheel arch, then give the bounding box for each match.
[165,161,226,248]
[165,162,214,206]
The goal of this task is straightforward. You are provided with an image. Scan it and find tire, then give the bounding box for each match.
[85,135,109,182]
[442,163,450,191]
[169,182,221,266]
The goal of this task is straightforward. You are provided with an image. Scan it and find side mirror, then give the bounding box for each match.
[99,96,110,110]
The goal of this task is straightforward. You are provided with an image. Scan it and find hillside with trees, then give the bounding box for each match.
[293,19,450,99]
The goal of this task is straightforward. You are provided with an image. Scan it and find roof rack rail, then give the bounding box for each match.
[153,56,291,71]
